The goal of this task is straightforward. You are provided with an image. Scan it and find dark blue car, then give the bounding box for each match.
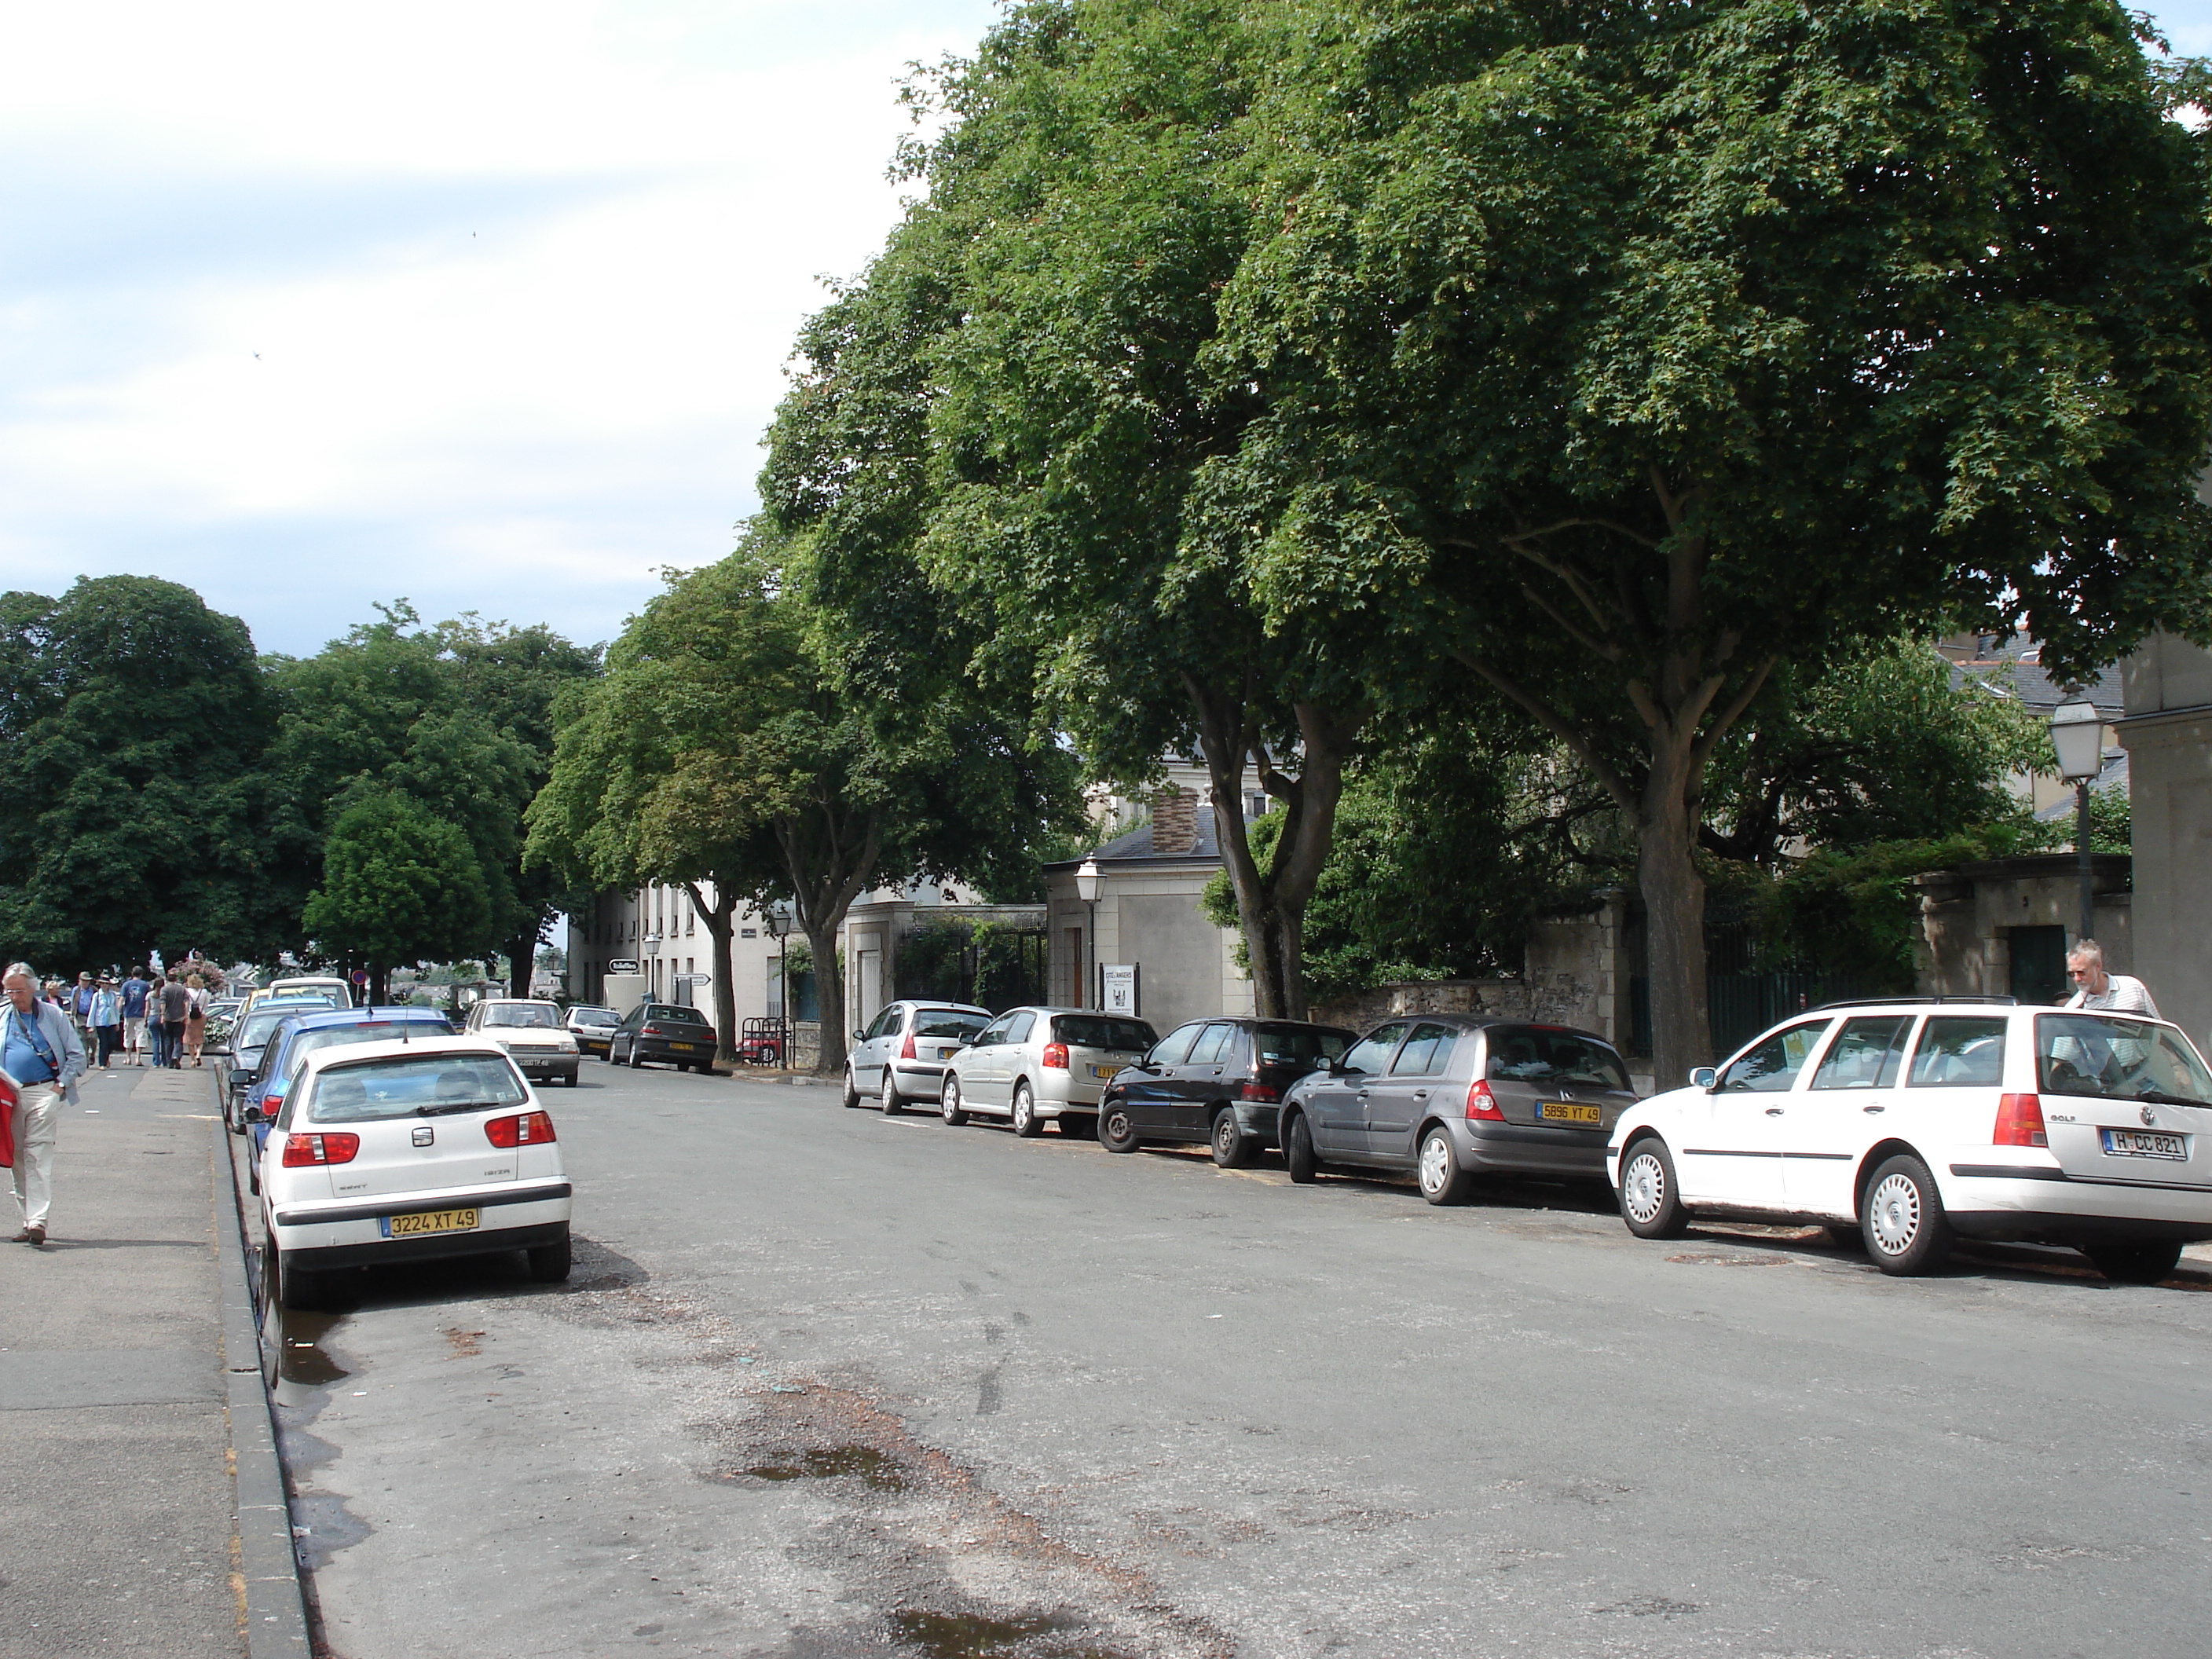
[244,1005,455,1170]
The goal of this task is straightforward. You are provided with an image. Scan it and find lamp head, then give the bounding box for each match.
[1075,858,1102,904]
[2049,698,2104,782]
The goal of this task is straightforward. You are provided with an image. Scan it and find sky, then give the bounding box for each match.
[4,1,2211,661]
[0,0,1002,657]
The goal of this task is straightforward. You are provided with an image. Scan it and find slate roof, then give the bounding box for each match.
[1943,635,2122,718]
[1048,804,1226,867]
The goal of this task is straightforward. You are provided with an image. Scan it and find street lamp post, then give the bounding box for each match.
[1075,858,1101,1009]
[766,900,795,1066]
[2049,698,2104,944]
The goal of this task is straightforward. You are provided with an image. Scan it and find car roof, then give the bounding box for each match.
[1357,1013,1624,1045]
[298,1035,516,1076]
[282,1005,449,1032]
[898,1001,991,1016]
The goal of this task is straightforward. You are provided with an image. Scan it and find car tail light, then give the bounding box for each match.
[1466,1079,1504,1121]
[900,1032,917,1060]
[262,1092,284,1118]
[1994,1093,2047,1148]
[1042,1042,1069,1070]
[642,1024,663,1037]
[1240,1079,1278,1101]
[282,1132,359,1166]
[485,1111,556,1148]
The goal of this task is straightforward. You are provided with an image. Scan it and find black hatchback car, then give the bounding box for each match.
[1277,1016,1640,1203]
[610,1002,717,1072]
[1099,1018,1357,1166]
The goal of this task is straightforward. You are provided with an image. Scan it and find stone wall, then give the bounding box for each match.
[1914,855,2133,1000]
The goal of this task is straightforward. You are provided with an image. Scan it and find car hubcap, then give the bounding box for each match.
[1214,1118,1232,1155]
[1869,1173,1921,1255]
[1623,1152,1664,1225]
[1015,1092,1031,1129]
[943,1086,958,1120]
[1419,1135,1449,1195]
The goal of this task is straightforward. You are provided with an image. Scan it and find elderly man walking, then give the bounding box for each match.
[4,962,86,1247]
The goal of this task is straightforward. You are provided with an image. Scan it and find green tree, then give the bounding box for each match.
[1187,0,2212,1082]
[0,576,302,970]
[300,789,493,1000]
[527,540,1079,1072]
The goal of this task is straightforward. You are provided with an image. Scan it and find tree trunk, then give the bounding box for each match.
[505,921,541,998]
[804,919,846,1075]
[369,961,390,1005]
[683,881,739,1067]
[773,797,882,1078]
[1635,749,1710,1091]
[1188,676,1362,1021]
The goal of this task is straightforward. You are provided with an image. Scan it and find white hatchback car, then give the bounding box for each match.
[258,1036,573,1309]
[1609,997,2212,1281]
[939,1006,1159,1138]
[462,998,581,1087]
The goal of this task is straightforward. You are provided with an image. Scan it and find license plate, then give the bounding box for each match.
[380,1207,479,1238]
[1539,1101,1603,1125]
[2102,1128,2187,1160]
[668,1042,698,1051]
[1091,1064,1121,1080]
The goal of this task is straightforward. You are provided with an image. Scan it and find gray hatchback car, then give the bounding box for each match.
[1277,1016,1640,1203]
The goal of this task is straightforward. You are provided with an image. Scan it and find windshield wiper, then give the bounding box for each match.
[2134,1090,2209,1109]
[414,1101,497,1117]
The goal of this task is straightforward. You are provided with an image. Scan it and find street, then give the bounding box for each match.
[245,1060,2212,1659]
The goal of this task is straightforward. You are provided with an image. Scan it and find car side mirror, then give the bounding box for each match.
[1690,1066,1718,1091]
[852,1028,866,1042]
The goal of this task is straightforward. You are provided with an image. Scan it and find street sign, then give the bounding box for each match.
[1099,963,1139,1015]
[606,958,640,974]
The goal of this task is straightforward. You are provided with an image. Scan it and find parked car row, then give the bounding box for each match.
[838,994,2212,1286]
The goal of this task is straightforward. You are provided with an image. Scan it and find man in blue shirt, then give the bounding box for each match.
[120,969,150,1066]
[4,962,86,1246]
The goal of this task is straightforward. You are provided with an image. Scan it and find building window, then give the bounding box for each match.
[687,909,695,936]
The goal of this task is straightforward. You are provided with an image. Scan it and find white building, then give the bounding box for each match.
[566,881,787,1022]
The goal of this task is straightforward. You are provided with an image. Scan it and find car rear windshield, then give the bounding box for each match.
[1486,1028,1632,1091]
[483,1003,558,1028]
[1053,1016,1158,1051]
[307,1053,529,1122]
[1253,1024,1353,1066]
[645,1005,712,1028]
[569,1006,617,1024]
[2037,1013,2212,1105]
[916,1010,992,1039]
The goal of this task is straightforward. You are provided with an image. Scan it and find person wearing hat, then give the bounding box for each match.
[4,961,86,1246]
[88,976,122,1068]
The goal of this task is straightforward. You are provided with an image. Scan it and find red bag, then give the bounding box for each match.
[0,1068,18,1170]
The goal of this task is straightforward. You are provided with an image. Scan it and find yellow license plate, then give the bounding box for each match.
[668,1041,698,1051]
[1090,1064,1121,1080]
[383,1207,480,1238]
[1539,1101,1602,1124]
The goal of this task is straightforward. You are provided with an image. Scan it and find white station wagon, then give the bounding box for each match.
[1608,997,2212,1282]
[258,1036,573,1309]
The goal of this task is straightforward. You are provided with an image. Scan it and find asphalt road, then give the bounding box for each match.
[243,1059,2212,1659]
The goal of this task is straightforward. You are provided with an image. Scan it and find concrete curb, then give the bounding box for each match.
[210,1097,313,1659]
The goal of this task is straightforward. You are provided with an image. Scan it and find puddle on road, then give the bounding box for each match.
[268,1306,351,1386]
[891,1608,1120,1659]
[744,1445,907,1490]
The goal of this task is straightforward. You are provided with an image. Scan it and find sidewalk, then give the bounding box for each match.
[0,1064,297,1658]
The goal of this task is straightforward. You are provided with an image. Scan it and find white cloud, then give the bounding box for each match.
[0,0,999,652]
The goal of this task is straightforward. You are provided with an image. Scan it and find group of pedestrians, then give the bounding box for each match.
[40,965,208,1068]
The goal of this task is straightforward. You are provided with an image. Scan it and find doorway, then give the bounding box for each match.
[2008,925,2070,1006]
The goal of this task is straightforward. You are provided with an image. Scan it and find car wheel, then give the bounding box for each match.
[1862,1154,1954,1276]
[527,1231,573,1284]
[2084,1238,2185,1284]
[1618,1137,1690,1240]
[841,1068,862,1109]
[1011,1081,1042,1138]
[1210,1108,1254,1169]
[1283,1111,1318,1184]
[1417,1126,1474,1206]
[628,1042,646,1069]
[940,1076,969,1126]
[1099,1100,1139,1153]
[880,1071,903,1116]
[1058,1112,1094,1139]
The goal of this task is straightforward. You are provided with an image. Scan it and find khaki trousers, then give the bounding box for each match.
[11,1086,59,1229]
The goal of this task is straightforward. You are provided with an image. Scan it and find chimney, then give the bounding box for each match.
[1152,785,1199,855]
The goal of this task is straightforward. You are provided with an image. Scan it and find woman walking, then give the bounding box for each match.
[183,972,209,1067]
[88,977,123,1068]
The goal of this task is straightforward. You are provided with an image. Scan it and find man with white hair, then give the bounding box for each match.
[3,961,86,1246]
[2064,939,2159,1017]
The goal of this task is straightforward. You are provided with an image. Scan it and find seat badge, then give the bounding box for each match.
[413,1125,436,1147]
[2141,1105,2158,1129]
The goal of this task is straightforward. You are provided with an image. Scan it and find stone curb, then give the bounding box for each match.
[209,1091,313,1659]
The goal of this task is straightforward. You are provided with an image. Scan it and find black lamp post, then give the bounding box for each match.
[2049,698,2104,944]
[1075,858,1101,1008]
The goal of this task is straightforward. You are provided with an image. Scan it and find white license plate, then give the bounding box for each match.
[1090,1064,1121,1080]
[2102,1129,2187,1160]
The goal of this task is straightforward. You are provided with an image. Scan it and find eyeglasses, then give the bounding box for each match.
[2067,968,2096,979]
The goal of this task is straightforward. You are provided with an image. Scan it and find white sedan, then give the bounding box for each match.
[1607,997,2212,1281]
[258,1036,573,1309]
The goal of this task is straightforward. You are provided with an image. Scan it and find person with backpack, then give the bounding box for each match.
[120,968,151,1066]
[5,962,86,1246]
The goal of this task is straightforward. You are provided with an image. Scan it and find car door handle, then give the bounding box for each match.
[1862,1104,1885,1114]
[1412,1090,1428,1100]
[1764,1108,1784,1116]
